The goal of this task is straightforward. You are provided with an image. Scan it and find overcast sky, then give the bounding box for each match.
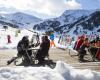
[0,0,100,19]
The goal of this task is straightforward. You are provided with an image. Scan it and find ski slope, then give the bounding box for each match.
[0,27,37,49]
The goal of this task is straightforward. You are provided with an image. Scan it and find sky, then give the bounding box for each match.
[0,0,100,19]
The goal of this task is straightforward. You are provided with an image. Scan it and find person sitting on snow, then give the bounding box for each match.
[89,38,100,61]
[78,38,89,62]
[7,36,39,65]
[17,36,32,59]
[36,35,50,64]
[75,36,84,51]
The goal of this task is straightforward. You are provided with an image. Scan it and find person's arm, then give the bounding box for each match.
[29,43,40,48]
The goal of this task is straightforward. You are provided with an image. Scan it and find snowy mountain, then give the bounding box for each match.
[33,9,100,36]
[0,12,42,28]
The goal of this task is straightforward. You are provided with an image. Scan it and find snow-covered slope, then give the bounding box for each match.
[34,10,100,36]
[0,61,100,80]
[0,12,42,28]
[0,27,35,49]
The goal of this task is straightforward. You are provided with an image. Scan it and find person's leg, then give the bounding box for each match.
[50,41,53,47]
[90,48,98,60]
[79,50,86,61]
[52,40,56,47]
[82,50,86,61]
[28,50,32,57]
[21,50,32,63]
[7,57,18,65]
[37,56,45,65]
[36,50,42,64]
[96,49,100,60]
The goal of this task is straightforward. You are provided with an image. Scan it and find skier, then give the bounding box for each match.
[17,36,32,60]
[36,35,50,64]
[50,33,55,47]
[7,35,11,43]
[75,36,84,51]
[66,35,72,45]
[78,38,89,62]
[94,39,100,60]
[7,36,39,65]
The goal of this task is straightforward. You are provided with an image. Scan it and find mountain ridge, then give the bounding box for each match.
[33,10,100,36]
[0,12,42,28]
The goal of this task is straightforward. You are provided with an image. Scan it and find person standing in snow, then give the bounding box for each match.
[7,35,11,43]
[50,33,55,47]
[15,30,19,37]
[58,35,61,44]
[66,35,72,45]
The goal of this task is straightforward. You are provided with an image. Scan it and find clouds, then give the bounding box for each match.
[0,0,99,18]
[0,0,32,9]
[66,0,82,9]
[0,0,82,17]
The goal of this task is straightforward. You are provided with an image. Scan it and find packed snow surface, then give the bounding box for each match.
[0,61,100,80]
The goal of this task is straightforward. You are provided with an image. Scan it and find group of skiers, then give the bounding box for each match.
[58,35,74,46]
[57,33,100,62]
[74,35,100,62]
[7,35,50,65]
[7,31,100,65]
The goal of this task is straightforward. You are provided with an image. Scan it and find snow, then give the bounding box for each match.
[0,61,100,80]
[0,27,72,49]
[0,27,35,49]
[0,27,100,80]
